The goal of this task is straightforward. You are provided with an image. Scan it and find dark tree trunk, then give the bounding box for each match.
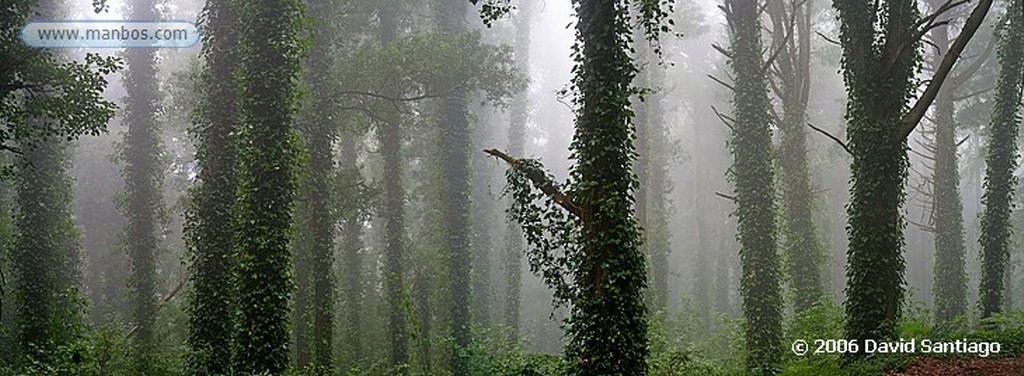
[232,0,305,373]
[928,10,968,324]
[122,1,163,371]
[979,0,1023,319]
[185,0,238,373]
[435,1,473,374]
[724,0,783,372]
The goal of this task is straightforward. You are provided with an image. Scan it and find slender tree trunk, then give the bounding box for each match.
[339,132,364,363]
[293,0,338,371]
[232,0,304,373]
[979,0,1023,318]
[186,0,238,373]
[767,0,824,313]
[435,1,473,374]
[724,0,783,372]
[929,13,968,323]
[503,0,531,340]
[376,2,410,371]
[634,46,671,312]
[122,0,163,371]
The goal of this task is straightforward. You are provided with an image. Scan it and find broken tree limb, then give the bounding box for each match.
[126,278,186,339]
[483,149,584,218]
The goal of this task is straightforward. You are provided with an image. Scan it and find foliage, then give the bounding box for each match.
[118,0,168,372]
[723,0,783,372]
[185,0,240,374]
[832,0,920,349]
[979,0,1024,319]
[0,0,120,160]
[292,0,341,372]
[231,0,306,373]
[11,136,84,369]
[463,326,567,376]
[496,0,675,373]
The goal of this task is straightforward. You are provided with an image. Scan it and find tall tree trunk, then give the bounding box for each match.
[979,0,1023,319]
[503,0,531,340]
[122,0,163,371]
[376,2,410,371]
[834,0,990,349]
[928,7,968,324]
[634,21,672,313]
[186,0,238,373]
[232,0,304,373]
[568,0,649,372]
[338,132,364,363]
[436,1,473,374]
[470,102,496,327]
[293,0,338,372]
[13,135,81,366]
[767,0,824,313]
[724,0,783,372]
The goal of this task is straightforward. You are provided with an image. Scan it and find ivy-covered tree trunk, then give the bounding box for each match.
[373,2,410,371]
[979,0,1023,319]
[232,0,304,373]
[436,0,473,374]
[13,135,82,366]
[564,0,651,372]
[488,0,667,372]
[928,5,968,324]
[504,0,531,340]
[724,0,783,372]
[834,0,989,348]
[293,0,338,372]
[185,0,238,373]
[338,131,364,363]
[766,0,823,313]
[122,0,164,371]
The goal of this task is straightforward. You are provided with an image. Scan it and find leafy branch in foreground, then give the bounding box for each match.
[485,148,579,308]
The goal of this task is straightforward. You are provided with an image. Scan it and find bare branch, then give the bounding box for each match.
[707,74,735,92]
[953,85,995,101]
[816,31,840,46]
[715,192,737,201]
[957,135,970,147]
[712,43,733,59]
[900,0,994,139]
[711,105,736,130]
[909,146,936,161]
[951,30,997,85]
[807,123,852,155]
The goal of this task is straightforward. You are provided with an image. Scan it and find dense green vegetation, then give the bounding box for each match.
[2,0,1024,375]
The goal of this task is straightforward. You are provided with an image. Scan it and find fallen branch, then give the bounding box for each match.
[484,149,584,218]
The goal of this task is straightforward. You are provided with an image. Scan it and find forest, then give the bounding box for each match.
[1,0,1023,374]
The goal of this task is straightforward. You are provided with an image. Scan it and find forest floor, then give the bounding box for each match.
[887,355,1024,376]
